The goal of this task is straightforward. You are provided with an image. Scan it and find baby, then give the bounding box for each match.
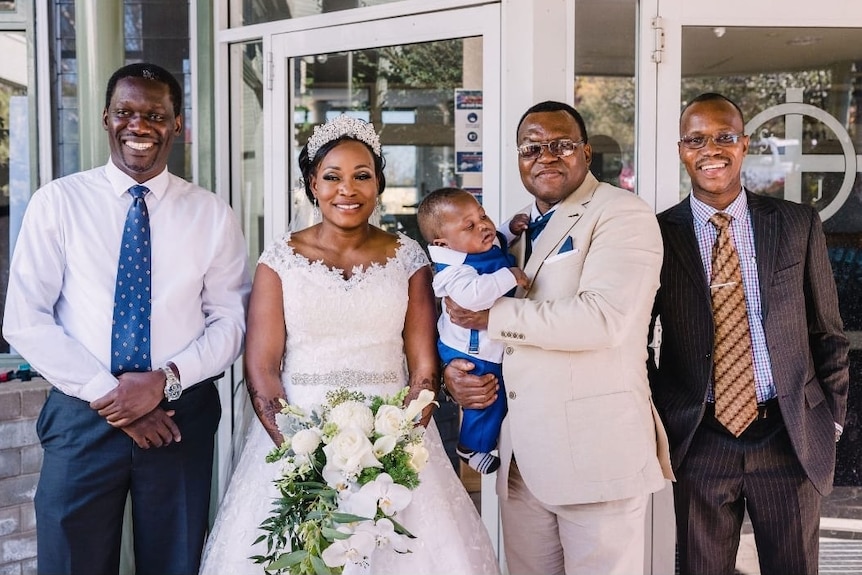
[417,188,529,474]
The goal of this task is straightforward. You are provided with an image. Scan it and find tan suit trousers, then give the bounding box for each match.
[501,460,649,575]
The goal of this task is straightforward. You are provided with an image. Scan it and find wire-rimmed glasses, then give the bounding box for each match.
[517,138,586,159]
[679,133,745,150]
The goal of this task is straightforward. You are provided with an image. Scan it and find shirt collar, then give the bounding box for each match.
[106,158,170,200]
[530,203,558,221]
[690,189,748,229]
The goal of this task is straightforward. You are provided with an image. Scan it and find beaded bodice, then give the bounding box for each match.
[257,232,429,409]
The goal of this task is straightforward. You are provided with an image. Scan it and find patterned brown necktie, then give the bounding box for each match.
[709,212,757,436]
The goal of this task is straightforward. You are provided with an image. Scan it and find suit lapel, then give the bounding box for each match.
[747,191,780,320]
[663,198,710,297]
[523,173,596,277]
[510,209,530,269]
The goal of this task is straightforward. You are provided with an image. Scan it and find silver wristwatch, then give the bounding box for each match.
[161,366,182,401]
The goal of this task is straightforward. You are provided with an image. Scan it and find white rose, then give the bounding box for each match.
[324,427,382,476]
[290,428,321,456]
[329,401,375,436]
[374,405,406,437]
[404,442,430,472]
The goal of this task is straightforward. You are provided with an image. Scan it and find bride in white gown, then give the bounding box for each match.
[199,115,501,575]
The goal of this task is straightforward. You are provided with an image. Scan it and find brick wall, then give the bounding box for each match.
[0,378,49,575]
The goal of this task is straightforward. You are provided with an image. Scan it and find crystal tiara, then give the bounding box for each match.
[306,114,382,159]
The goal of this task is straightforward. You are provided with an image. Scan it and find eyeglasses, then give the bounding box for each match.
[679,133,745,150]
[517,138,585,159]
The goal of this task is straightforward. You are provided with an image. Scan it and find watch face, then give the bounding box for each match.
[165,382,182,401]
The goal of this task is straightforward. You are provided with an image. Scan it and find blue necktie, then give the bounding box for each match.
[528,210,555,241]
[525,210,554,262]
[111,185,152,374]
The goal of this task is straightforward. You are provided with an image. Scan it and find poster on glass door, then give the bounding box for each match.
[455,89,482,174]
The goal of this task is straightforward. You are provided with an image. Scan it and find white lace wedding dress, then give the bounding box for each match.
[199,232,500,575]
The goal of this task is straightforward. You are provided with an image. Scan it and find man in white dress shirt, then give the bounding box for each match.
[3,63,251,575]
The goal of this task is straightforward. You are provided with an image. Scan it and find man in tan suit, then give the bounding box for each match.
[444,100,673,575]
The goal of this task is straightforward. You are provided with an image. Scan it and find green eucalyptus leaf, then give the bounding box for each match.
[268,549,308,570]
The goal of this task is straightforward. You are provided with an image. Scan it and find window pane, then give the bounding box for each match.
[229,0,408,27]
[289,38,478,247]
[0,31,29,354]
[49,0,192,179]
[574,0,637,194]
[231,41,265,259]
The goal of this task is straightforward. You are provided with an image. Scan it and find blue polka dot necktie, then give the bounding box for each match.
[111,185,151,374]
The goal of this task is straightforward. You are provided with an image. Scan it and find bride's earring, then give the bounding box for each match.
[312,196,321,221]
[374,199,382,219]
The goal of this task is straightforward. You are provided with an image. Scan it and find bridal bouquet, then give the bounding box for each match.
[253,387,437,575]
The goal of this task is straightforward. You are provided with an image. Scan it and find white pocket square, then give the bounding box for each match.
[544,248,580,264]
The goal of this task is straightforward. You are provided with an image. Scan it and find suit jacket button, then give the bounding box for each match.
[509,391,516,399]
[505,346,514,355]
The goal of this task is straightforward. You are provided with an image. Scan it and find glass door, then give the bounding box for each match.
[654,1,862,572]
[269,2,503,553]
[268,5,501,241]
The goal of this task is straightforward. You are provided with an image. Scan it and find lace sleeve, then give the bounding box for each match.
[396,233,431,277]
[257,232,292,273]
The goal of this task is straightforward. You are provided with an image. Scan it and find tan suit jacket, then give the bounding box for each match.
[489,172,673,506]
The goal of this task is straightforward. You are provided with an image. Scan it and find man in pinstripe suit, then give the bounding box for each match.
[649,92,849,574]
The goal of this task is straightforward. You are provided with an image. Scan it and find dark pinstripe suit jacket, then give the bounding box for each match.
[649,191,849,495]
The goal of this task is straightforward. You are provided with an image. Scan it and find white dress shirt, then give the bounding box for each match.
[4,159,251,402]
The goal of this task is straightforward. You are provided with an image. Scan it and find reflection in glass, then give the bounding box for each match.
[49,0,192,179]
[288,39,476,246]
[225,39,265,465]
[574,0,637,194]
[0,32,28,354]
[679,26,862,220]
[230,41,265,259]
[231,0,406,27]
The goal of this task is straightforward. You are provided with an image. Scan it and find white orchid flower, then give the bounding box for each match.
[356,518,412,553]
[346,472,412,519]
[320,529,376,568]
[322,464,353,492]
